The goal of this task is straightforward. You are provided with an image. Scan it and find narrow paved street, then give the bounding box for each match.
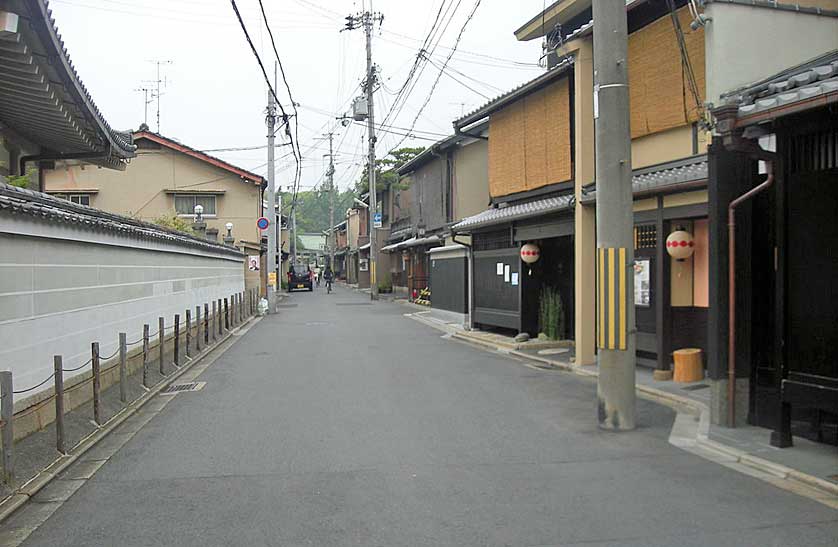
[12,286,838,546]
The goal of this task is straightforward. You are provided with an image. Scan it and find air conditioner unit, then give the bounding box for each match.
[352,97,368,121]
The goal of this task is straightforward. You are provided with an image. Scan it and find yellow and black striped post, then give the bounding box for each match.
[597,247,628,351]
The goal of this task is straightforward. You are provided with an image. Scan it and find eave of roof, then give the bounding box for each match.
[453,194,574,232]
[135,131,266,185]
[703,0,838,18]
[716,50,838,124]
[0,1,136,167]
[0,181,243,257]
[454,58,574,129]
[580,154,708,203]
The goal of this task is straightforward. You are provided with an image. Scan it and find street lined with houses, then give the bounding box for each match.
[3,287,837,546]
[1,0,837,544]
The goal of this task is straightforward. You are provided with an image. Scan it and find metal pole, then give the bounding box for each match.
[142,324,150,388]
[174,313,180,367]
[266,72,278,314]
[365,9,379,300]
[593,0,636,431]
[92,342,101,425]
[54,356,65,454]
[327,132,336,273]
[0,371,14,484]
[119,332,128,403]
[158,317,166,376]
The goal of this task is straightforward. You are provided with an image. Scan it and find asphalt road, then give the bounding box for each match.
[11,285,838,546]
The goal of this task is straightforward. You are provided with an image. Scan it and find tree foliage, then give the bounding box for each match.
[152,214,195,234]
[354,147,425,195]
[281,188,356,234]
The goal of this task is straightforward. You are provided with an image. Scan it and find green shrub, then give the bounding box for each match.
[539,286,565,340]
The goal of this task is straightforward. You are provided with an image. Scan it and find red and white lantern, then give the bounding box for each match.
[666,230,695,260]
[520,243,540,264]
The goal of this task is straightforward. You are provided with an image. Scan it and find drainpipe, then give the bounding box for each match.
[727,161,773,427]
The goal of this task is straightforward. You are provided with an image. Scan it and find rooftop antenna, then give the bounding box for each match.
[134,86,154,127]
[143,59,173,133]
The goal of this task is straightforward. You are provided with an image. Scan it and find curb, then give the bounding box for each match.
[0,315,260,524]
[411,314,838,503]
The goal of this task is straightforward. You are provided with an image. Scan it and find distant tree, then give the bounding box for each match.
[354,146,424,195]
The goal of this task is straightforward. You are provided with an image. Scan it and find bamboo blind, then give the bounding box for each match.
[488,77,571,198]
[628,6,706,139]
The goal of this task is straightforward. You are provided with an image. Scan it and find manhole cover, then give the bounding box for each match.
[537,348,569,356]
[161,382,206,394]
[681,383,709,391]
[336,302,372,306]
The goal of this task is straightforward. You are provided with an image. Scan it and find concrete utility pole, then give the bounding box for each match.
[345,6,383,300]
[325,132,337,272]
[592,0,636,430]
[265,68,278,314]
[292,206,298,264]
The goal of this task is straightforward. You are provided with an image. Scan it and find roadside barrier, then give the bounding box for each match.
[0,289,260,486]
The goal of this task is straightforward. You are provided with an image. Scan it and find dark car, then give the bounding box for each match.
[287,264,313,292]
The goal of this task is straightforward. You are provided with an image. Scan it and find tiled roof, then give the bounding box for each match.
[581,155,707,203]
[726,51,838,118]
[0,1,136,167]
[0,182,242,257]
[453,194,573,231]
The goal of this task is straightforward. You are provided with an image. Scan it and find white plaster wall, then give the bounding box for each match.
[0,215,244,401]
[705,4,838,102]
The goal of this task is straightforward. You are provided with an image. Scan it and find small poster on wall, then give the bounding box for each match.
[634,259,651,307]
[248,255,260,271]
[496,262,504,275]
[511,272,519,286]
[504,264,511,282]
[360,258,369,272]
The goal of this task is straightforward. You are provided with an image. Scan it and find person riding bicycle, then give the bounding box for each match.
[323,267,334,293]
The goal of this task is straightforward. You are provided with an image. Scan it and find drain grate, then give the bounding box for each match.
[681,383,709,391]
[161,382,206,394]
[336,302,372,306]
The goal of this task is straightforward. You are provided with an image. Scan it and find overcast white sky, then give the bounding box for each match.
[49,0,547,192]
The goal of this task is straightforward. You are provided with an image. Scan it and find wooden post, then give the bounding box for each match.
[224,297,229,331]
[158,317,165,376]
[185,309,192,358]
[92,342,101,425]
[217,299,223,337]
[204,303,210,345]
[54,356,65,454]
[119,332,127,403]
[142,324,150,388]
[0,371,14,485]
[195,306,202,352]
[240,292,244,322]
[174,313,181,367]
[211,301,217,342]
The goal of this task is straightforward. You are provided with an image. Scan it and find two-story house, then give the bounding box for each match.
[43,127,267,291]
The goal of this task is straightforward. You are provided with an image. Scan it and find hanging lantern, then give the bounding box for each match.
[666,230,695,260]
[520,243,541,264]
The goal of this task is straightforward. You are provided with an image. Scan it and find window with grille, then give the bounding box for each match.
[473,229,512,251]
[635,224,656,250]
[175,194,217,215]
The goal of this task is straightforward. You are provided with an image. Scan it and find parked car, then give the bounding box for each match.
[287,263,313,292]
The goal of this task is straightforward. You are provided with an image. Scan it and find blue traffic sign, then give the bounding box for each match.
[257,217,270,230]
[373,212,382,228]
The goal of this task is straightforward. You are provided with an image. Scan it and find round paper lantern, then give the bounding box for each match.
[520,243,541,264]
[666,230,695,260]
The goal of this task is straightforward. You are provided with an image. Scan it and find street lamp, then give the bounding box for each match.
[192,204,207,239]
[194,204,204,221]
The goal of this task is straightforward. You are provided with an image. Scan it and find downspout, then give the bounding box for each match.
[727,161,773,427]
[452,232,473,330]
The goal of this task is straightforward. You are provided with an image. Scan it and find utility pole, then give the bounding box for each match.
[265,65,278,314]
[292,206,298,264]
[345,6,383,300]
[592,0,636,430]
[325,132,337,273]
